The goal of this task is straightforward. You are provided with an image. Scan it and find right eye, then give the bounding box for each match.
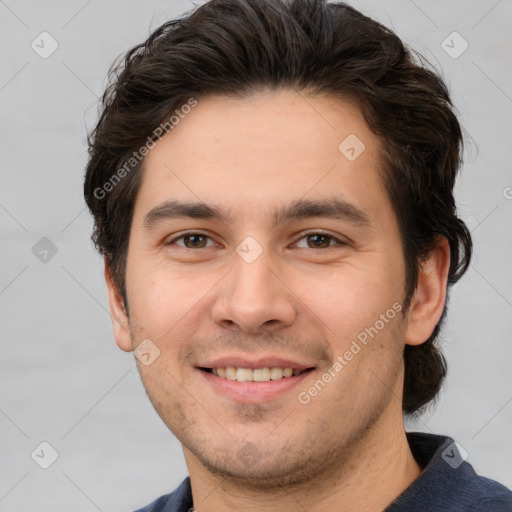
[166,232,217,249]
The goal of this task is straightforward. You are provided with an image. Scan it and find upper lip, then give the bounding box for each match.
[197,355,316,371]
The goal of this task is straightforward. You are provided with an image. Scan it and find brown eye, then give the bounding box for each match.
[306,234,331,248]
[167,233,215,248]
[183,234,208,248]
[295,232,346,249]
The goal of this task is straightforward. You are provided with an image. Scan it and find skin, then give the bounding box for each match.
[105,89,451,511]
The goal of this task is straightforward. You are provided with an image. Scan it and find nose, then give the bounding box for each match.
[211,246,297,334]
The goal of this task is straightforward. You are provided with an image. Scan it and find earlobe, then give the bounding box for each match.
[104,260,134,352]
[404,236,451,346]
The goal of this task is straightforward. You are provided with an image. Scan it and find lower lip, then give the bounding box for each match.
[197,369,314,403]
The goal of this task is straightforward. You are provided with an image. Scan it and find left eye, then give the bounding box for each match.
[294,233,345,249]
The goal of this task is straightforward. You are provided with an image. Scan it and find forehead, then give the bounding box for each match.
[134,90,390,227]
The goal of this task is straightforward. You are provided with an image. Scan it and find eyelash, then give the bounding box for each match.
[165,231,348,250]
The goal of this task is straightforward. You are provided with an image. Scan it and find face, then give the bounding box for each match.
[107,89,432,487]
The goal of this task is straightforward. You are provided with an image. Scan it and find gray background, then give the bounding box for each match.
[1,0,511,510]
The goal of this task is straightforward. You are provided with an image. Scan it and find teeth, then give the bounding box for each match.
[253,368,270,382]
[226,367,237,380]
[210,367,299,382]
[270,367,283,380]
[283,368,293,377]
[236,368,253,382]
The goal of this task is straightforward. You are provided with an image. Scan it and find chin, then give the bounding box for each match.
[187,438,327,489]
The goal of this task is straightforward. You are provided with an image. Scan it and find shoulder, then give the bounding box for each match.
[386,432,512,512]
[132,477,192,512]
[464,475,512,512]
[133,493,172,512]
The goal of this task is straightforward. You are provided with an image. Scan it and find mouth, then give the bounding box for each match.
[196,361,316,403]
[198,366,315,382]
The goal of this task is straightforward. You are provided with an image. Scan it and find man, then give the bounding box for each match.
[83,0,512,510]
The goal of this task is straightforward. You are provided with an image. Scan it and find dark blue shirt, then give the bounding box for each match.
[133,432,512,511]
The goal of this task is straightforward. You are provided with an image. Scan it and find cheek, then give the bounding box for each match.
[296,260,399,324]
[127,261,217,341]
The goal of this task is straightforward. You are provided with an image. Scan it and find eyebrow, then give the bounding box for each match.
[142,197,373,231]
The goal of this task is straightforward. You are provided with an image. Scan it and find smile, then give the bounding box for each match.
[197,365,316,403]
[200,366,314,382]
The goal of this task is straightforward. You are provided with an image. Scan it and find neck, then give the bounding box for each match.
[184,406,422,512]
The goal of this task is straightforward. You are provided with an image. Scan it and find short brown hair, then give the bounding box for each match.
[84,0,472,416]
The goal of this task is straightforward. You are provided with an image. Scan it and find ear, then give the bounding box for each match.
[404,236,451,346]
[104,259,133,352]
